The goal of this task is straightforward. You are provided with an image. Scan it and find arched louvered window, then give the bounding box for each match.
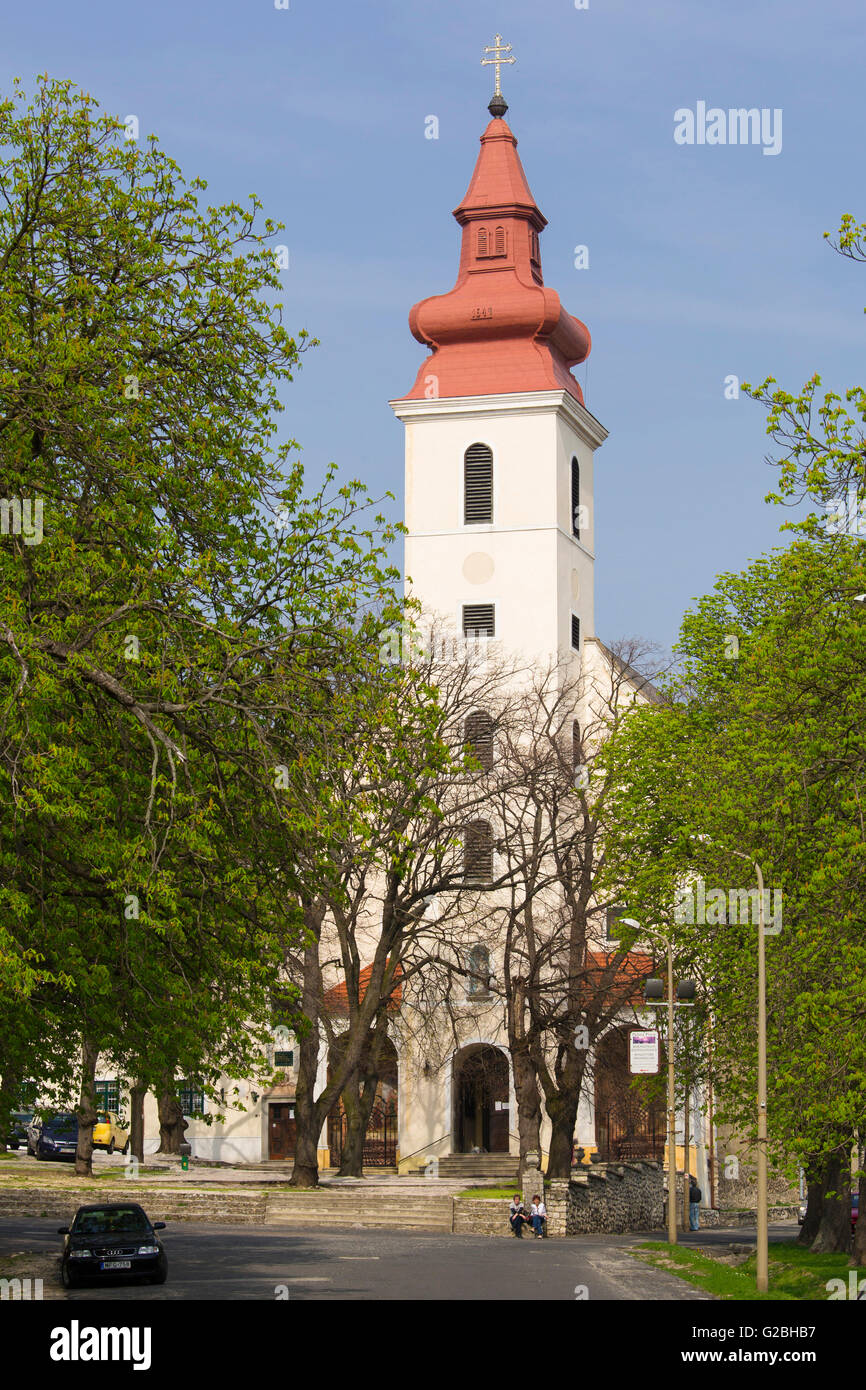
[571,456,581,538]
[464,820,494,884]
[467,944,491,996]
[464,443,493,524]
[477,227,489,258]
[494,225,506,256]
[572,719,581,766]
[465,710,494,771]
[530,229,540,265]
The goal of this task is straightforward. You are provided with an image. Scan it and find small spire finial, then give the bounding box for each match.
[481,33,515,117]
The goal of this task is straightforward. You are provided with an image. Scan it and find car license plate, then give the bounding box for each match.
[101,1260,131,1270]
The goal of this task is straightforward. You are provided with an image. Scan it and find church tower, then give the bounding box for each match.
[390,64,607,670]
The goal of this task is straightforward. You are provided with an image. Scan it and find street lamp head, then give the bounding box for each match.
[644,978,664,1001]
[676,979,697,1002]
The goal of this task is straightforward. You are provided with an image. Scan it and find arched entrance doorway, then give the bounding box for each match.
[594,1027,665,1161]
[452,1044,510,1153]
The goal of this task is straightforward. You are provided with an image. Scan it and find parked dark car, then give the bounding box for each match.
[59,1203,167,1287]
[36,1113,78,1161]
[4,1112,34,1150]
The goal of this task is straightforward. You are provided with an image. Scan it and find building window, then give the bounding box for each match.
[274,1051,294,1069]
[464,710,494,770]
[467,944,491,996]
[494,225,506,256]
[464,442,493,524]
[571,456,580,538]
[95,1079,120,1112]
[571,614,580,651]
[179,1083,206,1116]
[463,603,495,639]
[477,227,489,258]
[530,228,540,265]
[572,719,581,766]
[464,821,494,883]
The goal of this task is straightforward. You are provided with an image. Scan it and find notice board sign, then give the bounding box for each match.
[629,1029,660,1074]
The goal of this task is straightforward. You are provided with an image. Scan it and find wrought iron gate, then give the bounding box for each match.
[327,1106,397,1167]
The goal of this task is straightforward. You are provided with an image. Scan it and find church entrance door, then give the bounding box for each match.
[453,1044,509,1153]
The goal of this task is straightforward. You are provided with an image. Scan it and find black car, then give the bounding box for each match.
[59,1203,168,1288]
[36,1112,78,1161]
[5,1111,34,1150]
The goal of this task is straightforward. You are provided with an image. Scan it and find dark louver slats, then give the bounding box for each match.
[464,443,493,524]
[465,710,494,770]
[463,603,495,638]
[464,821,494,883]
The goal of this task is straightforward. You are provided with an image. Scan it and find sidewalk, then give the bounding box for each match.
[0,1151,473,1191]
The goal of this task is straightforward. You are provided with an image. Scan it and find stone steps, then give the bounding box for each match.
[0,1185,531,1236]
[436,1155,519,1183]
[266,1192,453,1230]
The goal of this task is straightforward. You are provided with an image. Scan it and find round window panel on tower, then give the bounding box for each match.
[463,552,495,584]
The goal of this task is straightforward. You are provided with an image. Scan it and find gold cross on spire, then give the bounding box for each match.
[481,33,515,99]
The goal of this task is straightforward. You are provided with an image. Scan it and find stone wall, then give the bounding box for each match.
[716,1171,799,1211]
[547,1161,664,1235]
[452,1198,511,1236]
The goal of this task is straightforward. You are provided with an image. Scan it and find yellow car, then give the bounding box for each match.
[92,1111,130,1155]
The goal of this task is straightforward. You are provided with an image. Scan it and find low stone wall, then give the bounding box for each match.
[716,1172,800,1209]
[703,1204,799,1228]
[0,1186,269,1225]
[546,1162,664,1235]
[452,1198,510,1236]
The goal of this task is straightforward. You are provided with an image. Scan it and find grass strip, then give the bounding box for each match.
[632,1239,865,1301]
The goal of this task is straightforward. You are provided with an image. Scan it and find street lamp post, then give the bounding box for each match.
[689,838,770,1292]
[666,942,677,1245]
[755,860,769,1293]
[645,955,696,1244]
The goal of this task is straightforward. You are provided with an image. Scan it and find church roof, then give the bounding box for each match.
[398,109,591,403]
[322,962,403,1017]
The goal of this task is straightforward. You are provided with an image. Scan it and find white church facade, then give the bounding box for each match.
[130,73,712,1200]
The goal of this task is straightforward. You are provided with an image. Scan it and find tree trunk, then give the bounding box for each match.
[546,1091,581,1179]
[290,929,325,1187]
[798,1160,825,1247]
[156,1075,187,1154]
[337,1012,391,1178]
[129,1080,146,1162]
[290,1108,322,1189]
[0,1057,22,1137]
[811,1143,852,1254]
[337,1073,372,1178]
[512,1045,542,1183]
[74,1035,99,1178]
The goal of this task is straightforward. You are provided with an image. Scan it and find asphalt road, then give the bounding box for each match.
[0,1217,799,1301]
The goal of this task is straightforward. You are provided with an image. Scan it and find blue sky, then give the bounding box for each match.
[4,0,865,650]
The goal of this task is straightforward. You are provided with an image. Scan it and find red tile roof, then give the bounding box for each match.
[322,963,403,1018]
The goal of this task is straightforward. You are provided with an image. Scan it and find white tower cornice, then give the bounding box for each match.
[389,389,608,451]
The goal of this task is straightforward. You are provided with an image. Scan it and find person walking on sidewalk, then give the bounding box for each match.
[689,1176,702,1231]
